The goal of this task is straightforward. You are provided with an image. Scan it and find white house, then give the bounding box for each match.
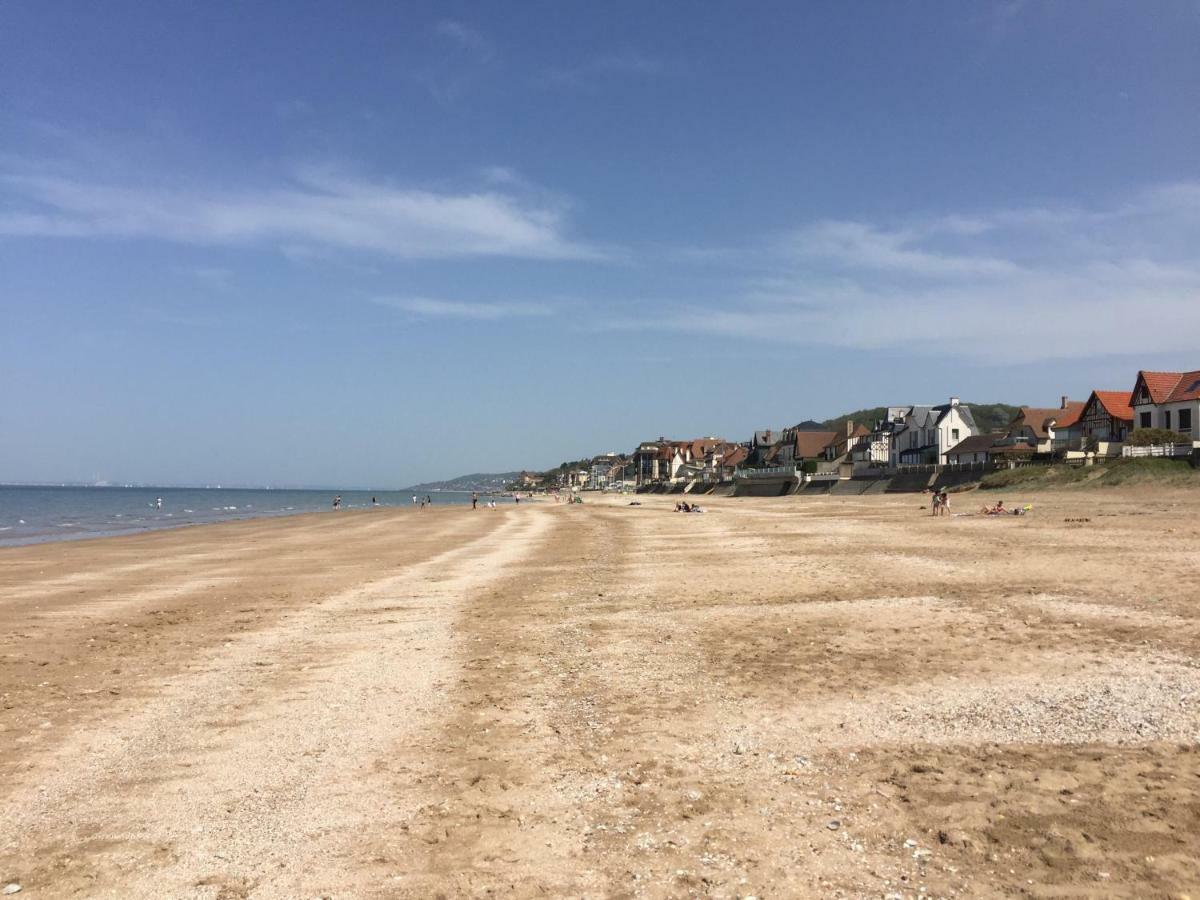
[1130,369,1200,442]
[878,398,979,465]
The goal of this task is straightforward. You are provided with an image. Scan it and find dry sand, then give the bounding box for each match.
[1,489,1199,898]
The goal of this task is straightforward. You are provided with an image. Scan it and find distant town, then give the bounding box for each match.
[511,367,1200,497]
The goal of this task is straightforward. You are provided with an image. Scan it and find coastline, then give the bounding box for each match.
[0,485,485,549]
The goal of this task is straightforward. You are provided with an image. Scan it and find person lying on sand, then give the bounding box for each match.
[980,500,1006,515]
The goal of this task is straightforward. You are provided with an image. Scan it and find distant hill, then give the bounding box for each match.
[820,402,1021,435]
[402,472,521,493]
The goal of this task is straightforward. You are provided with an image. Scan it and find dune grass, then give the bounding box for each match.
[979,457,1199,490]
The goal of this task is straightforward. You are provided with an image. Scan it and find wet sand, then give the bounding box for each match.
[1,491,1198,898]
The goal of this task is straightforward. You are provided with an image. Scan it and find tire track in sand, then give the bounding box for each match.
[0,506,555,899]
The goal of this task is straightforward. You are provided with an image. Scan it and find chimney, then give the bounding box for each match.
[950,397,960,407]
[1061,395,1069,409]
[846,419,854,437]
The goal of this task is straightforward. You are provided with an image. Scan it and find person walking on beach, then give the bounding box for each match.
[930,489,941,516]
[472,492,478,509]
[939,490,950,516]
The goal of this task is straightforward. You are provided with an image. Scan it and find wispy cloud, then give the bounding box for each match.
[432,20,494,61]
[372,296,552,321]
[0,165,600,261]
[784,220,1020,278]
[605,182,1200,363]
[416,20,497,102]
[542,50,665,88]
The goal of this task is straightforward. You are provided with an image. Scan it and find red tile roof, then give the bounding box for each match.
[1013,406,1080,439]
[1090,390,1134,422]
[1136,370,1200,404]
[1052,401,1086,429]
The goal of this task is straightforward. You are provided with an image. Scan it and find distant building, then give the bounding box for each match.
[1130,369,1200,440]
[944,433,1002,465]
[1078,390,1134,447]
[995,397,1084,457]
[632,437,726,485]
[867,398,978,465]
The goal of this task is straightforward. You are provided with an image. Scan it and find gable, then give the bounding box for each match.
[1134,370,1186,405]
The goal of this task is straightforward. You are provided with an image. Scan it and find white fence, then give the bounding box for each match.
[1122,443,1194,459]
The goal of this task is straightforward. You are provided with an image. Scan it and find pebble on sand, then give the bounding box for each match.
[3,885,22,896]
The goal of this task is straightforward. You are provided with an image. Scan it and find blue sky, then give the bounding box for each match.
[2,1,1198,487]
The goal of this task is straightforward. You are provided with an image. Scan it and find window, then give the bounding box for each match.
[1164,410,1172,430]
[1180,408,1193,432]
[1140,412,1152,428]
[952,428,960,442]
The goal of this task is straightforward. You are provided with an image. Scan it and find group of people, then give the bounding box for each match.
[980,499,1029,516]
[674,501,704,513]
[929,489,951,516]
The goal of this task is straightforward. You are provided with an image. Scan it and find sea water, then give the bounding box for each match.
[0,485,483,547]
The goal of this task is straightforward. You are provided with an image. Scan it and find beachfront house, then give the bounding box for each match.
[944,433,1002,465]
[703,442,748,480]
[1130,369,1200,441]
[852,410,911,467]
[633,437,727,485]
[883,398,979,465]
[827,422,871,464]
[633,441,671,485]
[1077,390,1134,453]
[994,398,1085,458]
[517,471,545,489]
[792,429,837,465]
[588,453,629,490]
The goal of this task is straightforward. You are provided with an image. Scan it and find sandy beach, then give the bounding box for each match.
[2,491,1199,898]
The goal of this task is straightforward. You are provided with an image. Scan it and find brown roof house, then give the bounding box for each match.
[944,433,1003,465]
[994,397,1084,457]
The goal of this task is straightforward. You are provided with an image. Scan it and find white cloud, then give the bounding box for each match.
[0,166,599,260]
[786,220,1020,278]
[612,182,1200,363]
[372,296,553,321]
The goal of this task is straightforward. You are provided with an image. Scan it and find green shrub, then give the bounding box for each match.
[1128,428,1186,446]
